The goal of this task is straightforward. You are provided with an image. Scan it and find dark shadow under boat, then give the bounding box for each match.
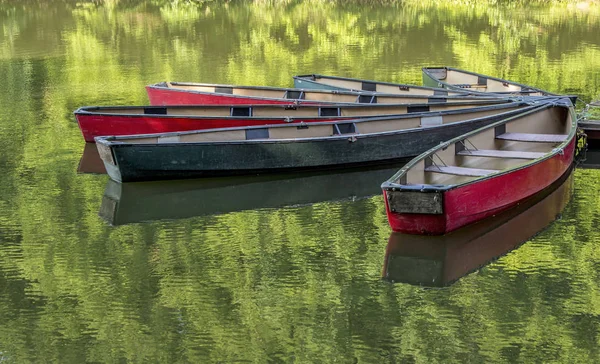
[382,165,574,287]
[99,161,410,226]
[577,147,600,169]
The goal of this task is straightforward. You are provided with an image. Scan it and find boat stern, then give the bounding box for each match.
[382,186,449,235]
[95,138,123,183]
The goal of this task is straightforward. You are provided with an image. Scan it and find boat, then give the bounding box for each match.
[292,74,473,96]
[422,66,558,96]
[383,168,574,287]
[381,99,579,235]
[146,81,501,106]
[74,99,513,143]
[99,163,408,226]
[94,102,536,183]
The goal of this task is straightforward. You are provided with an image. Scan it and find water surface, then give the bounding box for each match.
[1,1,600,362]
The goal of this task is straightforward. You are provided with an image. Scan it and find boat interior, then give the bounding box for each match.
[157,82,495,104]
[104,104,529,145]
[426,68,546,95]
[295,75,465,96]
[394,105,572,187]
[78,101,504,118]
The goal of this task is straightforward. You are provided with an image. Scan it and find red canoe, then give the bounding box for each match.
[382,167,574,286]
[145,81,500,106]
[74,101,515,142]
[381,99,580,235]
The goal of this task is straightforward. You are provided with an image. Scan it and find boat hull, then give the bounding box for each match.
[385,136,576,235]
[146,86,308,106]
[96,113,518,183]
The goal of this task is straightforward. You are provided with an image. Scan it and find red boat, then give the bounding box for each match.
[381,99,580,235]
[145,81,500,106]
[382,168,574,286]
[74,101,515,142]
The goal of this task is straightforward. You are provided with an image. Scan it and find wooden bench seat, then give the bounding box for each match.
[425,165,499,177]
[496,133,568,143]
[457,149,546,160]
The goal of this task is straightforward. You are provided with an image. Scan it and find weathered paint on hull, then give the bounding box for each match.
[97,113,518,183]
[385,136,576,235]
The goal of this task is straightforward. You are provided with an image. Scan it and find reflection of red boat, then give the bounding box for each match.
[77,143,106,174]
[383,168,574,287]
[146,81,499,106]
[382,101,578,235]
[74,100,513,143]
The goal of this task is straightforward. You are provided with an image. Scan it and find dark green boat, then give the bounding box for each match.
[95,102,535,183]
[422,66,558,96]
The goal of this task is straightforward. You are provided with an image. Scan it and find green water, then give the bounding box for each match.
[1,1,600,362]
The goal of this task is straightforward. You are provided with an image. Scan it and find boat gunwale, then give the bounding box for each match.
[93,101,535,146]
[381,99,577,193]
[422,66,558,96]
[292,73,476,95]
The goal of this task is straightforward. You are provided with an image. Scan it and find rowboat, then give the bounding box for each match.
[292,74,473,96]
[381,99,578,235]
[75,99,515,143]
[146,81,501,106]
[383,168,573,287]
[95,102,535,183]
[422,66,557,96]
[99,163,408,226]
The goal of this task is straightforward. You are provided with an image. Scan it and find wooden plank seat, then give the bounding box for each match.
[496,133,568,143]
[457,149,546,159]
[425,165,499,177]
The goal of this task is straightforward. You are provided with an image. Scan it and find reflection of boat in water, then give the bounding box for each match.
[382,166,574,287]
[99,162,409,226]
[77,143,106,174]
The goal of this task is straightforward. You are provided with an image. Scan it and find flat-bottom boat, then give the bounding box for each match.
[382,99,578,235]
